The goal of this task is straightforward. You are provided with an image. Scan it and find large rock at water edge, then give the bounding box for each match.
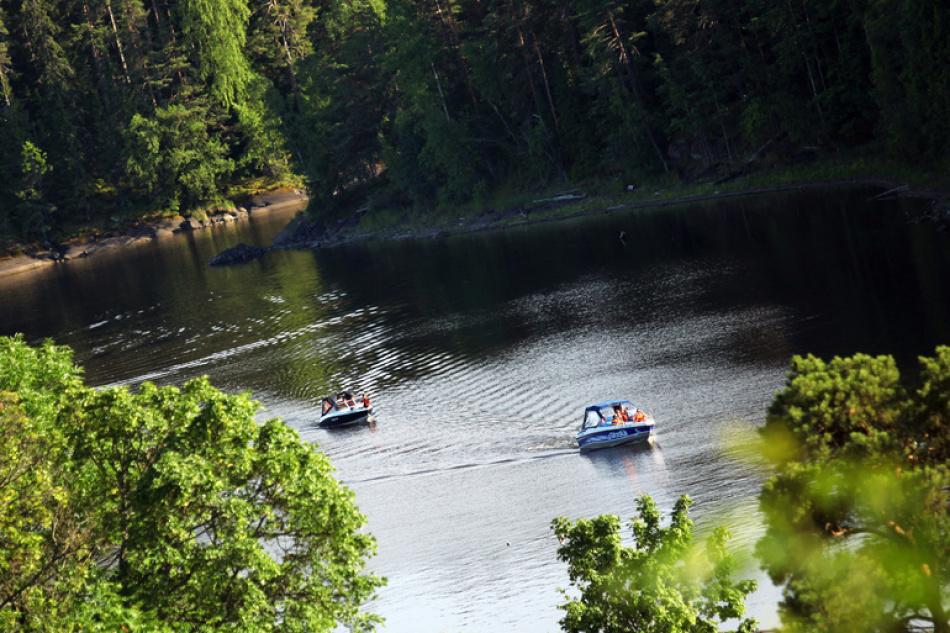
[209,243,266,266]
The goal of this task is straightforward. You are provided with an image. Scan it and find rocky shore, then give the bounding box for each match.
[3,178,947,277]
[261,178,950,255]
[0,191,308,279]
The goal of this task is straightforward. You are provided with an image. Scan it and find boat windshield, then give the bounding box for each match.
[581,409,607,430]
[582,404,637,429]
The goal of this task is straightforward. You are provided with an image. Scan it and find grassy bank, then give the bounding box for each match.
[345,148,950,240]
[3,147,947,262]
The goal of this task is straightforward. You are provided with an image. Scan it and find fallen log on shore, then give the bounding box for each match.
[869,185,909,201]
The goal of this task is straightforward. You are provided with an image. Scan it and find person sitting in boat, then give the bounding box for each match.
[612,405,629,425]
[335,394,351,411]
[361,393,371,408]
[345,393,357,408]
[633,408,646,422]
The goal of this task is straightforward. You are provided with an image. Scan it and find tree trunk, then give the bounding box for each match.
[106,2,131,84]
[0,12,11,106]
[803,53,826,125]
[928,587,950,633]
[280,32,300,109]
[81,2,112,112]
[559,0,582,68]
[799,0,828,94]
[0,60,11,106]
[515,24,544,123]
[112,0,158,106]
[713,93,733,162]
[607,10,669,172]
[531,30,560,139]
[428,0,479,113]
[431,61,450,121]
[149,0,162,32]
[149,0,186,94]
[273,2,302,112]
[784,0,825,127]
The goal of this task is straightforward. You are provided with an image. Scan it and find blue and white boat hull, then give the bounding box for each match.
[576,422,654,451]
[318,405,374,428]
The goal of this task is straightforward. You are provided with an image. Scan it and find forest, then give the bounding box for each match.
[0,0,947,243]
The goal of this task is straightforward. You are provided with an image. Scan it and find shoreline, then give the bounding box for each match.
[0,191,309,280]
[2,177,947,279]
[271,177,949,252]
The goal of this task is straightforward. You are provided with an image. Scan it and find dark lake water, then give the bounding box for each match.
[2,188,948,632]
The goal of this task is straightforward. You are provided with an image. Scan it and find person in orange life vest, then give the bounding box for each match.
[634,408,646,422]
[335,394,350,411]
[612,405,628,425]
[362,393,371,408]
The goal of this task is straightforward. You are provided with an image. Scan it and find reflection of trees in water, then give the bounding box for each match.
[6,188,948,410]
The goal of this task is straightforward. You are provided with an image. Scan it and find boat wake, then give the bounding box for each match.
[342,449,576,487]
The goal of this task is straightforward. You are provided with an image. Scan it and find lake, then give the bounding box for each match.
[2,187,948,632]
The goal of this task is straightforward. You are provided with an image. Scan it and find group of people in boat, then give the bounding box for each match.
[603,403,647,426]
[321,391,371,416]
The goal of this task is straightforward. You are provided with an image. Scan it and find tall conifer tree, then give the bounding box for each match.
[176,0,254,108]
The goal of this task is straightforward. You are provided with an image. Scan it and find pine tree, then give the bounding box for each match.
[176,0,254,108]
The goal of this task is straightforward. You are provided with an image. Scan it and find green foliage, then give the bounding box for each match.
[245,0,315,93]
[232,81,295,182]
[0,392,65,629]
[0,107,28,235]
[55,576,184,633]
[0,5,12,105]
[176,0,254,108]
[758,347,950,633]
[0,336,384,632]
[124,103,235,214]
[292,0,390,215]
[865,0,950,167]
[14,140,55,239]
[416,112,484,206]
[0,334,83,423]
[0,0,947,233]
[553,494,757,633]
[0,336,94,631]
[763,353,908,462]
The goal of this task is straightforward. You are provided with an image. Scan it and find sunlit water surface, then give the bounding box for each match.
[2,189,949,632]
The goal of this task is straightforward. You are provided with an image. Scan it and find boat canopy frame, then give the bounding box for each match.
[581,399,638,430]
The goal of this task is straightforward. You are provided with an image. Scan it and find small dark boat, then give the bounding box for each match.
[319,391,374,428]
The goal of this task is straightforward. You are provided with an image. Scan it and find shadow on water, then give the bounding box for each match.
[314,416,378,434]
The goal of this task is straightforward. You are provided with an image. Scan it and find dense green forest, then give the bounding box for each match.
[0,0,947,243]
